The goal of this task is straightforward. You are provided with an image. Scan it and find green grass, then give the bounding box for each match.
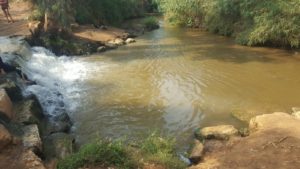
[57,133,187,169]
[139,132,186,169]
[57,139,136,169]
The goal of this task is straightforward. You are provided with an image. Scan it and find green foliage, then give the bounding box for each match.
[157,0,300,48]
[140,132,186,169]
[143,17,160,30]
[57,139,136,169]
[57,133,186,169]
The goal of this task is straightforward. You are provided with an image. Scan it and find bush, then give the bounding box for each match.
[156,0,300,48]
[140,132,186,169]
[57,140,136,169]
[143,17,160,30]
[58,133,186,169]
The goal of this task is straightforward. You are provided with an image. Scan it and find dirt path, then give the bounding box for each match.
[0,1,32,37]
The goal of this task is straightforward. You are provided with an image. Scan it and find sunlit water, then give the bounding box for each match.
[12,24,300,149]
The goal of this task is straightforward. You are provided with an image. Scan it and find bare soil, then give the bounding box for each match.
[190,113,300,169]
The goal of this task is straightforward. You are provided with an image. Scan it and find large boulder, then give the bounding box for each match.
[0,88,14,120]
[22,124,42,153]
[189,139,204,164]
[43,133,74,159]
[22,150,46,169]
[249,112,300,135]
[0,72,23,101]
[15,99,44,125]
[195,125,238,140]
[0,124,12,150]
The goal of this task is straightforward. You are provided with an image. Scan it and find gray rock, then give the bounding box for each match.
[195,125,238,140]
[15,99,43,125]
[43,133,74,159]
[45,121,71,135]
[0,72,23,101]
[97,46,106,52]
[22,124,42,152]
[189,139,204,164]
[125,38,136,44]
[0,124,12,150]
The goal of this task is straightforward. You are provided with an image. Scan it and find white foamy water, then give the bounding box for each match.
[22,47,96,116]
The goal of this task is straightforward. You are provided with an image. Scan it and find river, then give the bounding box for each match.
[20,23,300,149]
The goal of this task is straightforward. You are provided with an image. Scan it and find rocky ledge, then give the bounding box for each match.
[188,112,300,169]
[0,72,74,169]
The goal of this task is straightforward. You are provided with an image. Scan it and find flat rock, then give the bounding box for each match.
[0,88,14,120]
[22,124,42,152]
[196,125,238,140]
[249,112,300,134]
[0,124,12,150]
[189,139,204,164]
[189,112,300,169]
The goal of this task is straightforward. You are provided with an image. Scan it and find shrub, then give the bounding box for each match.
[140,132,186,169]
[156,0,300,48]
[57,139,136,169]
[143,17,160,30]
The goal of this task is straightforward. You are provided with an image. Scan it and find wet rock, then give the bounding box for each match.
[45,121,71,135]
[0,124,12,150]
[0,88,14,120]
[0,72,23,101]
[231,110,259,123]
[195,125,238,140]
[53,113,71,123]
[125,38,136,44]
[15,99,44,125]
[292,107,300,119]
[43,133,74,159]
[22,150,46,169]
[22,124,42,153]
[189,139,204,164]
[105,43,118,49]
[97,46,106,53]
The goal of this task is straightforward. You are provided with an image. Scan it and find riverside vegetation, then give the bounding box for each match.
[156,0,300,48]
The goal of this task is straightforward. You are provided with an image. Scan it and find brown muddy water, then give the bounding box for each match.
[71,24,300,148]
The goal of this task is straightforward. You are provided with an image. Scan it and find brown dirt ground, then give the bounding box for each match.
[0,1,32,36]
[190,113,300,169]
[0,1,125,42]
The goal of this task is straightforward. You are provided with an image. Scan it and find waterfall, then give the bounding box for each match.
[0,36,93,117]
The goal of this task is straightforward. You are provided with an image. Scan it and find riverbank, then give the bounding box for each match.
[1,1,159,56]
[189,111,300,169]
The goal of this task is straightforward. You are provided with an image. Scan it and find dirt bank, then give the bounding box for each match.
[190,112,300,169]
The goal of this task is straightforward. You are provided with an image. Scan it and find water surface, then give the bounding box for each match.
[68,25,300,147]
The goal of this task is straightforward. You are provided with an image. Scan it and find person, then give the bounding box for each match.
[0,0,14,23]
